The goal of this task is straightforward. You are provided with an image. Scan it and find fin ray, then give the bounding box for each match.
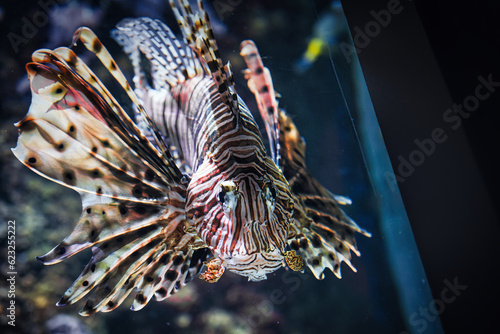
[169,0,240,118]
[278,109,370,279]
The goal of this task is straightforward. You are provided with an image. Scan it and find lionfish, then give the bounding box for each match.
[12,0,370,315]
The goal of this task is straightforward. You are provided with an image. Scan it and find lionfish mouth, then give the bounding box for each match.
[224,249,284,281]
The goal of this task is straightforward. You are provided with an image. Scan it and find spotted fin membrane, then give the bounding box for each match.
[240,41,371,279]
[12,24,210,316]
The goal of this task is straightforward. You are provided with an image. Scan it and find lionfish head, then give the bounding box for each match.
[187,157,294,280]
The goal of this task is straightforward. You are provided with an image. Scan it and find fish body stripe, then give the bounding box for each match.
[144,76,264,169]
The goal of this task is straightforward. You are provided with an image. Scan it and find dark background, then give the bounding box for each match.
[342,0,500,332]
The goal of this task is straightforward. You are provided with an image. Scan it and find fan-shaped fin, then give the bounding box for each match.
[13,57,182,193]
[53,218,209,315]
[56,225,164,307]
[9,27,213,314]
[131,225,208,310]
[278,108,370,280]
[14,117,168,202]
[71,27,177,171]
[36,197,179,265]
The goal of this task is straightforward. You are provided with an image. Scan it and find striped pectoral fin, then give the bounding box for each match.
[71,26,184,168]
[36,196,168,265]
[289,196,371,280]
[97,242,208,313]
[131,244,209,311]
[130,225,210,310]
[13,53,186,200]
[82,226,208,314]
[56,224,164,311]
[35,189,193,314]
[77,235,164,316]
[13,117,168,203]
[34,38,183,185]
[52,213,209,315]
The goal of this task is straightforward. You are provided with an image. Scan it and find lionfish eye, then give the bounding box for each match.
[218,180,238,207]
[218,189,226,204]
[270,185,277,199]
[264,183,277,202]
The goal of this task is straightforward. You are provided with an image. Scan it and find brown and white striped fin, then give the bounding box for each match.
[35,195,178,265]
[12,63,173,202]
[70,27,178,177]
[39,192,210,314]
[57,224,165,310]
[169,0,240,118]
[130,229,209,311]
[113,17,204,90]
[240,40,281,166]
[72,221,209,315]
[278,108,371,280]
[11,35,212,314]
[27,47,182,184]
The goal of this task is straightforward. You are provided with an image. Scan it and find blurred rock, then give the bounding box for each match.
[45,314,91,334]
